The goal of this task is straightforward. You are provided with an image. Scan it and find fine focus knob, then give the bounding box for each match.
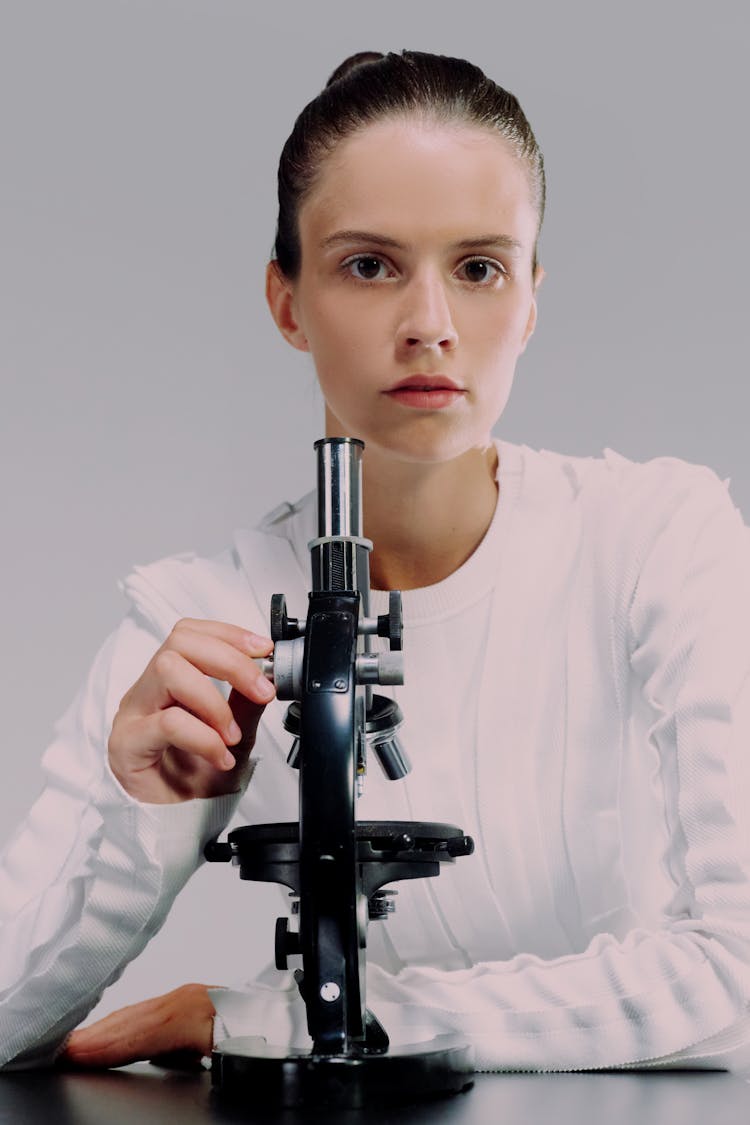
[356,652,404,686]
[377,590,403,651]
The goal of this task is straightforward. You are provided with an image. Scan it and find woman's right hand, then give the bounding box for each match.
[108,618,275,804]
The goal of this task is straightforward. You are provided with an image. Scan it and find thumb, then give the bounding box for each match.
[203,688,271,796]
[228,686,269,754]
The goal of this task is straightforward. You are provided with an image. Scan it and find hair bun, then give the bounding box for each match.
[325,51,385,89]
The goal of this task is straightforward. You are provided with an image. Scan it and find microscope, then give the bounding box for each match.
[206,438,475,1108]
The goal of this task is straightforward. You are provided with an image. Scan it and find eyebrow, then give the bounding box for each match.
[320,230,524,255]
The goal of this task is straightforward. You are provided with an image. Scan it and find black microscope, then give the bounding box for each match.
[206,437,475,1108]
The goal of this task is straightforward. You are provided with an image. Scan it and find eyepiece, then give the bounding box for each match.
[315,437,364,538]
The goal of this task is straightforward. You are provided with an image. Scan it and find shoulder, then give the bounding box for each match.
[503,441,745,610]
[118,492,316,639]
[530,441,729,498]
[511,439,737,533]
[589,448,739,556]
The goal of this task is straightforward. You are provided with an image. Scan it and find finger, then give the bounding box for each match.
[62,986,216,1068]
[169,618,273,657]
[65,1031,163,1068]
[128,650,246,748]
[147,1048,207,1071]
[63,1006,165,1068]
[228,686,268,751]
[139,633,276,714]
[123,707,238,773]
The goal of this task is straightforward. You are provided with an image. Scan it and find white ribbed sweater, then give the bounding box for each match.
[2,439,750,1071]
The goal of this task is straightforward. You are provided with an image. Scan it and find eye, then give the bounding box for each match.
[457,257,506,285]
[342,255,392,282]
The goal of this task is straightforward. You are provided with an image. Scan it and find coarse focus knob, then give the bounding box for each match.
[377,590,403,651]
[270,593,300,642]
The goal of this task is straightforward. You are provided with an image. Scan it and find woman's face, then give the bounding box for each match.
[267,117,543,465]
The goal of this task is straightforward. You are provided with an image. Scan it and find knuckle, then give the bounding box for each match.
[153,648,180,679]
[178,982,204,1000]
[159,707,185,743]
[108,707,135,756]
[108,709,125,746]
[119,682,136,708]
[165,619,192,647]
[173,617,200,633]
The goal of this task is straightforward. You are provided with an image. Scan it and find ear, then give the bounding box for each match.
[519,263,545,354]
[265,260,310,352]
[533,263,546,292]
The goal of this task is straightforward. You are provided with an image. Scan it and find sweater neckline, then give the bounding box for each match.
[369,438,524,625]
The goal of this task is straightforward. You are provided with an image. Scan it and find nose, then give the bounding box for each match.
[395,269,458,358]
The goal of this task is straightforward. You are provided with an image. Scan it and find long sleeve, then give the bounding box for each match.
[356,466,750,1070]
[210,457,750,1073]
[0,614,241,1069]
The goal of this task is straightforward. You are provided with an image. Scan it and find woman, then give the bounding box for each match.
[2,50,750,1073]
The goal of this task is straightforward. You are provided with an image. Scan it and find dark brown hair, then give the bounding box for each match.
[273,50,546,279]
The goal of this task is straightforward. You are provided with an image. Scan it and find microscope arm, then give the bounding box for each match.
[297,589,364,1052]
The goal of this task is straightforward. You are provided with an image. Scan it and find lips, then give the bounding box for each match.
[387,374,464,392]
[384,374,466,411]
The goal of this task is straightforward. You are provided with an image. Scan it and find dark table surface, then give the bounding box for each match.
[1,1065,749,1125]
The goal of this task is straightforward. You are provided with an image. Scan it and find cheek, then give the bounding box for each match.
[468,298,532,356]
[302,313,363,404]
[305,299,393,387]
[303,293,371,356]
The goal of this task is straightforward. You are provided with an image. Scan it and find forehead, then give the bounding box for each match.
[299,118,537,251]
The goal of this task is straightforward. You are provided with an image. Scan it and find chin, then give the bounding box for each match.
[325,398,503,465]
[361,422,495,468]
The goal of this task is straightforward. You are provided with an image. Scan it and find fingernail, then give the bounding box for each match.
[258,677,275,701]
[223,750,236,770]
[227,720,242,744]
[247,631,272,650]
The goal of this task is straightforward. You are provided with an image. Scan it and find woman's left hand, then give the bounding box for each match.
[59,983,216,1069]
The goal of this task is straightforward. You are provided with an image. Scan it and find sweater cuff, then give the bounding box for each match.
[208,977,312,1052]
[93,756,246,891]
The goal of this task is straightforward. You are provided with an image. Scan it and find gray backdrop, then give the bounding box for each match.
[1,0,748,1020]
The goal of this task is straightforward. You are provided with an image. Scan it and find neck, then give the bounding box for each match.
[357,442,499,591]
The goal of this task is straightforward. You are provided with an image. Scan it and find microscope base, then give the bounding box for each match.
[211,1035,474,1109]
